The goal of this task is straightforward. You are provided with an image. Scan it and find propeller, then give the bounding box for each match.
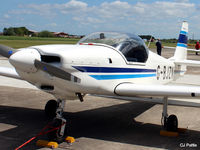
[0,44,17,58]
[0,44,80,83]
[34,59,81,83]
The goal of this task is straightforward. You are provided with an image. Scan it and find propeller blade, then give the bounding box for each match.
[0,44,17,58]
[34,59,80,83]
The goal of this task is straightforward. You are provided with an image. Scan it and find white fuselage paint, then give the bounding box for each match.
[14,44,175,100]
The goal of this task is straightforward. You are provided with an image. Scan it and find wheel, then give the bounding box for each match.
[47,118,64,143]
[166,114,178,132]
[45,100,58,119]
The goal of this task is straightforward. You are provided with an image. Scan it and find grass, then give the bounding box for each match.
[0,36,80,49]
[0,35,80,41]
[147,42,195,49]
[0,36,196,50]
[147,42,177,49]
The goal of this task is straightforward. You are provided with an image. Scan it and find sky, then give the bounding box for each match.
[0,0,200,39]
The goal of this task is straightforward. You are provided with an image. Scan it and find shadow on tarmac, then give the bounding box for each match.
[0,101,200,150]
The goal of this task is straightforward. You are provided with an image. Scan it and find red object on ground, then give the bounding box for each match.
[15,122,65,150]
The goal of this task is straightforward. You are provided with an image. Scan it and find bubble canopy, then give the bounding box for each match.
[78,32,149,63]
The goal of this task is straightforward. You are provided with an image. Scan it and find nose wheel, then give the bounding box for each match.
[45,99,66,142]
[162,97,178,132]
[45,100,58,119]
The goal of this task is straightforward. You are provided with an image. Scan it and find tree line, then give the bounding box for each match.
[3,27,54,37]
[2,27,199,43]
[3,27,29,36]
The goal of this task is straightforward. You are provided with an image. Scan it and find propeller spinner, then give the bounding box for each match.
[0,44,80,83]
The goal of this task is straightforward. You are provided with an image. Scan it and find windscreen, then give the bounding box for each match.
[78,32,149,63]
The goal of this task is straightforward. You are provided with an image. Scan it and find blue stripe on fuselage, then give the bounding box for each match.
[73,66,156,73]
[90,73,156,80]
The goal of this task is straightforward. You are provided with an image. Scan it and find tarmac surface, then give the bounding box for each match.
[0,48,200,150]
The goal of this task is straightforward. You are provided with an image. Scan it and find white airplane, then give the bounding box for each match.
[1,21,200,141]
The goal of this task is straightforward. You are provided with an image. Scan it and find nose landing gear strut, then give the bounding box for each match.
[45,99,66,142]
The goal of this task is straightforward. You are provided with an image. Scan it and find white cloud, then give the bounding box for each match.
[3,0,200,38]
[174,0,190,3]
[10,0,88,17]
[48,23,57,27]
[8,1,195,20]
[3,14,10,19]
[24,4,56,17]
[98,0,131,18]
[133,1,195,19]
[73,16,103,25]
[55,0,88,14]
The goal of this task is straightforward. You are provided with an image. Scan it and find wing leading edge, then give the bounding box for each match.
[175,60,200,67]
[164,46,199,52]
[0,67,21,80]
[115,83,200,98]
[94,95,200,107]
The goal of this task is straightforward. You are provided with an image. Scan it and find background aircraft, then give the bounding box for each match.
[164,45,200,53]
[0,21,200,141]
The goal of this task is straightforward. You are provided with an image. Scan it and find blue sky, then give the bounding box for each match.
[1,0,200,39]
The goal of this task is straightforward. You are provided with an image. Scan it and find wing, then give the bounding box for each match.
[106,83,200,107]
[94,95,200,107]
[163,46,176,49]
[0,45,21,79]
[0,67,21,80]
[164,46,200,52]
[114,83,200,97]
[187,48,200,52]
[175,60,200,66]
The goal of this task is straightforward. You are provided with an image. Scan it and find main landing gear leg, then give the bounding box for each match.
[47,99,66,142]
[161,96,178,132]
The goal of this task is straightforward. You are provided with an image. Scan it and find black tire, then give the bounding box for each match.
[45,100,58,119]
[166,114,178,132]
[47,118,64,143]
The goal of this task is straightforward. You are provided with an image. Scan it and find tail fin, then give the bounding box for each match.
[173,21,188,61]
[172,21,188,79]
[170,21,200,80]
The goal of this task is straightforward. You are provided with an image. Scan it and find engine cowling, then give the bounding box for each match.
[9,48,41,73]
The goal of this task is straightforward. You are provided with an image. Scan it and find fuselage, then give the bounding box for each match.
[12,44,175,100]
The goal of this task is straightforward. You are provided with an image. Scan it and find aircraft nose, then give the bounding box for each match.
[9,48,41,73]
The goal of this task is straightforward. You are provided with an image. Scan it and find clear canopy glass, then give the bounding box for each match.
[78,32,149,63]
